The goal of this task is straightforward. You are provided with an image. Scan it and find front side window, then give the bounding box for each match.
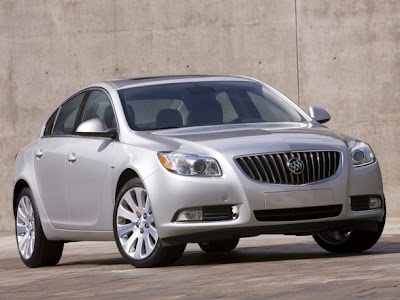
[44,109,59,136]
[52,93,85,136]
[81,90,116,129]
[118,81,305,131]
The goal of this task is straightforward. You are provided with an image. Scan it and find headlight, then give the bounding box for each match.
[351,141,375,167]
[157,152,222,176]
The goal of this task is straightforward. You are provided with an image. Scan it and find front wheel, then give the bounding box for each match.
[15,187,64,267]
[113,178,186,268]
[313,216,385,253]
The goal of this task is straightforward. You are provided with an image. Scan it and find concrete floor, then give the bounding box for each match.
[1,220,400,299]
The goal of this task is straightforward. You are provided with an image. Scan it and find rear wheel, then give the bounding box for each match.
[313,215,385,253]
[15,187,64,268]
[113,178,186,267]
[198,238,240,253]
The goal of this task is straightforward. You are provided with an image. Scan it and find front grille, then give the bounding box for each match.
[254,204,343,221]
[236,151,341,185]
[203,206,233,221]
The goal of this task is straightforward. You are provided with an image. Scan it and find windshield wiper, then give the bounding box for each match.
[154,126,183,130]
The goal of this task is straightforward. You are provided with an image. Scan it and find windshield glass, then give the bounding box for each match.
[118,81,306,131]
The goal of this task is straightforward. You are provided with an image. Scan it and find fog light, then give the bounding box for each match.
[232,205,239,219]
[176,209,203,222]
[369,197,382,209]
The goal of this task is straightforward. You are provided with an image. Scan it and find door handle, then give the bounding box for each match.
[35,149,43,158]
[67,153,76,163]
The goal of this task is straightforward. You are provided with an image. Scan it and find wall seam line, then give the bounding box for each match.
[295,0,301,107]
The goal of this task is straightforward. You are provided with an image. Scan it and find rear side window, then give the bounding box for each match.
[52,93,85,136]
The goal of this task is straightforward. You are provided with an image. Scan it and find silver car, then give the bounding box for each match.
[14,75,385,268]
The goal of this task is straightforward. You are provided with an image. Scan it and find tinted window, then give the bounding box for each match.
[128,99,186,130]
[216,92,238,123]
[247,90,302,122]
[52,93,85,136]
[44,109,59,136]
[118,81,305,131]
[81,90,116,129]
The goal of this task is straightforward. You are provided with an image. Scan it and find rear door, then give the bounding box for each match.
[33,92,86,228]
[64,90,118,230]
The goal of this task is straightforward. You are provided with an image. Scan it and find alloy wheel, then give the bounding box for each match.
[116,187,158,259]
[16,196,35,260]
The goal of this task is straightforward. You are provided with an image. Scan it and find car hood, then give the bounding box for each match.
[131,122,350,157]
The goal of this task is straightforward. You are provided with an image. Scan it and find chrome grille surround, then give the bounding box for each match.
[235,150,341,185]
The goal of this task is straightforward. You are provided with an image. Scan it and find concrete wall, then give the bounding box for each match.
[0,0,398,230]
[296,0,400,214]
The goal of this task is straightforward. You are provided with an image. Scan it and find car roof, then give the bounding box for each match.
[104,74,254,90]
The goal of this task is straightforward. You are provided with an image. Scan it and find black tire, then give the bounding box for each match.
[198,238,240,253]
[113,178,186,268]
[14,187,64,268]
[313,215,385,253]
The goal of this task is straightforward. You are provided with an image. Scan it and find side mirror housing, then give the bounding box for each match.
[308,106,331,124]
[76,118,117,138]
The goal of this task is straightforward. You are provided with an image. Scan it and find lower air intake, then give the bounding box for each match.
[203,205,234,221]
[254,204,342,222]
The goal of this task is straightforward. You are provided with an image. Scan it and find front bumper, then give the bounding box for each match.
[162,219,383,245]
[144,159,385,244]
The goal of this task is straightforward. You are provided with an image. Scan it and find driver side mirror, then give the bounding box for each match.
[308,106,331,124]
[76,118,117,138]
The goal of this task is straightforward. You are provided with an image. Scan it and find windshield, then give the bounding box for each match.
[118,81,306,131]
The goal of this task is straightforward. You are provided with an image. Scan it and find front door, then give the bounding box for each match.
[64,90,118,230]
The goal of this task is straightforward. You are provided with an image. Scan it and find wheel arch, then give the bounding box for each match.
[13,179,30,216]
[115,168,140,200]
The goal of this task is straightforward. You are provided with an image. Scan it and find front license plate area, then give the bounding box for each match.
[264,189,334,210]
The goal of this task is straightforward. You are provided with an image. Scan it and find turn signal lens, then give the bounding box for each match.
[157,153,172,170]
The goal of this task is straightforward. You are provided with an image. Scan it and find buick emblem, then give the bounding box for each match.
[287,157,304,175]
